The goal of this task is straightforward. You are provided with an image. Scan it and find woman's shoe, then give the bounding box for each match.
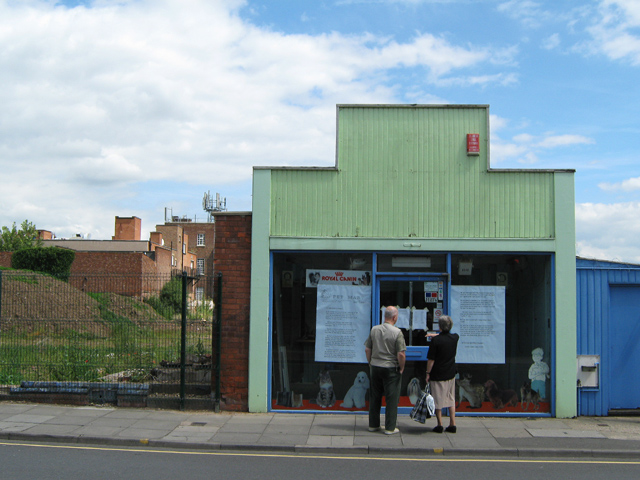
[445,425,457,433]
[432,425,444,433]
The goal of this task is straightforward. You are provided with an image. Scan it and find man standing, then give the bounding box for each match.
[365,306,406,435]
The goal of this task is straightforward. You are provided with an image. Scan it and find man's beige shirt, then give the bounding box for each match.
[365,322,406,368]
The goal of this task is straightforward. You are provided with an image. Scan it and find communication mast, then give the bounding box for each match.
[202,191,227,222]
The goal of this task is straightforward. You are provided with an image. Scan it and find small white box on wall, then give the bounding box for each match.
[577,355,600,388]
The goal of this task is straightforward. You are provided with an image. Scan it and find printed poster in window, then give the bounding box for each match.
[315,284,371,364]
[451,285,506,364]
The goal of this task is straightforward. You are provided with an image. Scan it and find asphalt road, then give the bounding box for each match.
[2,441,640,480]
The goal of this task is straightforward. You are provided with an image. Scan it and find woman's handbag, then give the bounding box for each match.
[409,384,435,423]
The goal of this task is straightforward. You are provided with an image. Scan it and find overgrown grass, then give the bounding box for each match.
[0,325,209,384]
[5,275,38,284]
[0,285,212,384]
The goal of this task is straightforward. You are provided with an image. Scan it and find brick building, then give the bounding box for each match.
[158,219,216,300]
[210,212,252,411]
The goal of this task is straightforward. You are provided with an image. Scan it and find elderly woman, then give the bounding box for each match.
[426,315,459,433]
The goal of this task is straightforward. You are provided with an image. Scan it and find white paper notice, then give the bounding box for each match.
[413,309,427,330]
[315,285,372,363]
[396,308,411,329]
[451,286,506,364]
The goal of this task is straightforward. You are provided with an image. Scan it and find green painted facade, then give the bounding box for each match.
[250,105,576,417]
[270,106,555,239]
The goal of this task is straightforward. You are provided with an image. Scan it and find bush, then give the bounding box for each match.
[11,247,75,281]
[144,277,184,319]
[159,277,183,314]
[144,296,175,320]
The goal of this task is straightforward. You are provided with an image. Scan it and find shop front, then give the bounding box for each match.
[250,105,576,417]
[269,251,553,415]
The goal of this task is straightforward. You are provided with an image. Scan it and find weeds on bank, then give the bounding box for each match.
[0,293,211,384]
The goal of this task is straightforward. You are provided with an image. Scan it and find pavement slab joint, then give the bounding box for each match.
[1,403,640,460]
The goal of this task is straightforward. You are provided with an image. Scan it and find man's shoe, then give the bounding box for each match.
[445,425,457,433]
[432,425,444,433]
[383,428,400,435]
[368,426,381,432]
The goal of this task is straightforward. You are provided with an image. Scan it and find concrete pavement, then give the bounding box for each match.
[1,402,640,459]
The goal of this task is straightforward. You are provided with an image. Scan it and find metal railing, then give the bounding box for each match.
[0,270,215,409]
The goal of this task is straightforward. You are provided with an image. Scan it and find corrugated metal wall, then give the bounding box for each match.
[270,105,555,239]
[576,258,640,415]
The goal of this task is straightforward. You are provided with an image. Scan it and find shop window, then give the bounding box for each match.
[270,251,552,414]
[271,252,374,410]
[449,254,552,413]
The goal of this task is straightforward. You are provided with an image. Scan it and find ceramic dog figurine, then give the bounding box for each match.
[484,379,518,409]
[520,380,541,411]
[341,371,370,408]
[457,373,484,408]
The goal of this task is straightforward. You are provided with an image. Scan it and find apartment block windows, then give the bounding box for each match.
[196,258,205,275]
[197,233,205,246]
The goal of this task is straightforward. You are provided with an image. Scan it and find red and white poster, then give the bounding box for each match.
[306,269,371,288]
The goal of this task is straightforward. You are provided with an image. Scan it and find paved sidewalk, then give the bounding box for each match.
[1,402,640,459]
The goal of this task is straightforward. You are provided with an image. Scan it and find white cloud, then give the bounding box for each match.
[498,0,640,65]
[498,1,549,28]
[599,176,640,192]
[0,0,517,238]
[517,152,539,164]
[513,133,534,143]
[536,134,595,148]
[72,150,143,185]
[435,72,519,88]
[489,114,508,132]
[576,202,640,263]
[585,0,640,65]
[542,33,561,50]
[490,129,595,165]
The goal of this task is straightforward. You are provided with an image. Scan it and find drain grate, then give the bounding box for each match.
[191,422,207,426]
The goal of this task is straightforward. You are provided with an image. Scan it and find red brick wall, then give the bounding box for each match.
[70,252,147,296]
[212,213,252,411]
[0,251,11,268]
[113,216,141,241]
[2,248,172,298]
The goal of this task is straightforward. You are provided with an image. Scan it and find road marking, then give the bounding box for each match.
[1,441,639,465]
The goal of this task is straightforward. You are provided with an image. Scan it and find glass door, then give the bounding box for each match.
[376,275,448,361]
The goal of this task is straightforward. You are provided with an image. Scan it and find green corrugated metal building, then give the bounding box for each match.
[250,105,576,418]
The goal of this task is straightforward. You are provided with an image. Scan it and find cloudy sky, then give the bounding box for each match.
[1,0,639,262]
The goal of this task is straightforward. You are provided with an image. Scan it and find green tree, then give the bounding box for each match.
[0,220,43,251]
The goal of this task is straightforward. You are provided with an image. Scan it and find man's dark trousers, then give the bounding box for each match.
[368,365,402,431]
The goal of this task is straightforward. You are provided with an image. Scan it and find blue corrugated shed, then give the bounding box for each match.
[576,257,640,416]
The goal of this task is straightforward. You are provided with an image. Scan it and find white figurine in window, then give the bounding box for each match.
[341,371,370,409]
[528,347,550,399]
